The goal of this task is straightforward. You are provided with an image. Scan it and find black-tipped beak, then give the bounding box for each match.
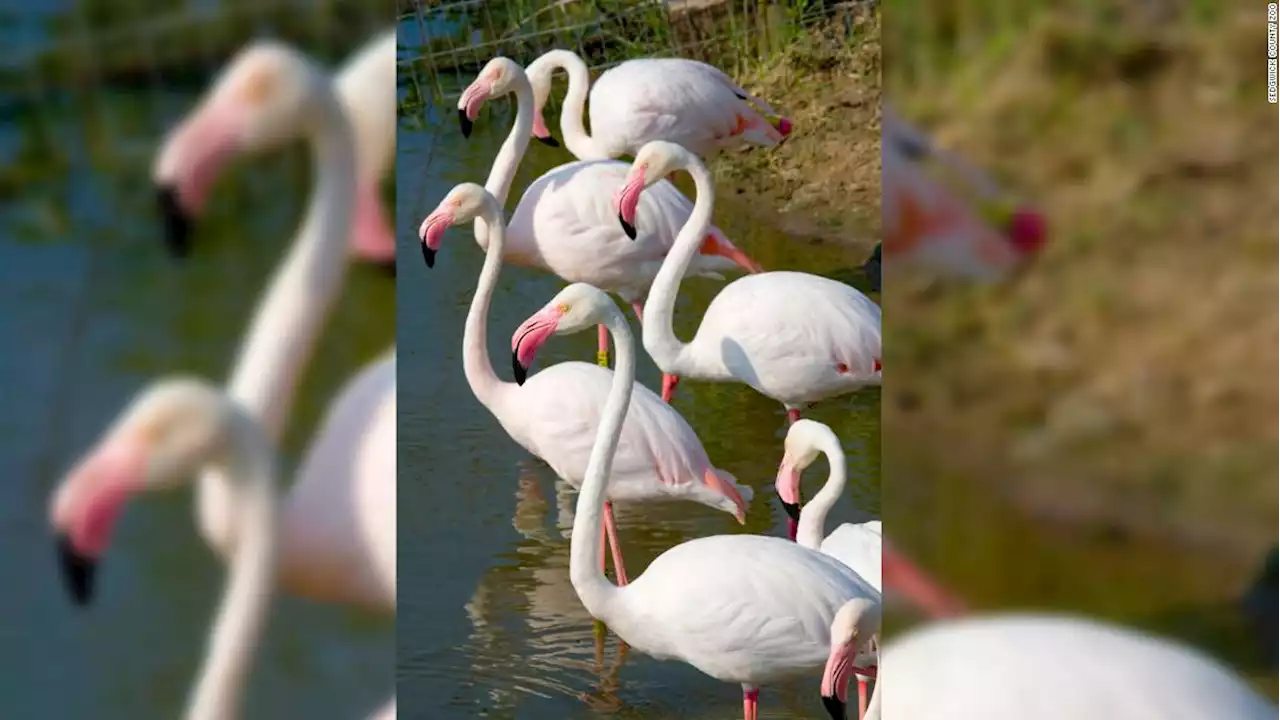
[421,243,436,269]
[458,109,472,138]
[512,353,528,386]
[156,186,191,260]
[619,214,637,240]
[56,534,96,607]
[536,135,560,148]
[821,694,846,720]
[780,499,801,522]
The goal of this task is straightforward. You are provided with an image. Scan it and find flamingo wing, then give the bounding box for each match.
[513,362,718,495]
[821,521,883,592]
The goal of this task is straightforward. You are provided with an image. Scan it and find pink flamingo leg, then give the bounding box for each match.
[599,520,608,574]
[596,324,609,367]
[602,501,629,586]
[858,678,869,718]
[787,408,801,424]
[742,686,759,720]
[883,541,968,618]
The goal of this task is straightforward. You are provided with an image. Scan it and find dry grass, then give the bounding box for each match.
[716,10,882,257]
[723,5,1277,554]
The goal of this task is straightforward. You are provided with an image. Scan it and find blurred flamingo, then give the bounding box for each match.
[876,105,1047,284]
[862,613,1276,719]
[614,140,881,413]
[51,378,279,720]
[151,41,395,612]
[419,182,752,587]
[449,57,761,399]
[508,281,879,720]
[523,49,792,160]
[336,28,397,270]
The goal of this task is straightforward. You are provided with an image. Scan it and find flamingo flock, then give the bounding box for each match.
[40,24,1272,720]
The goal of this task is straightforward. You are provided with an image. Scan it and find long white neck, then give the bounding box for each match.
[569,304,633,620]
[463,196,515,409]
[796,435,848,551]
[185,415,279,720]
[863,672,881,720]
[543,50,609,161]
[197,88,357,557]
[641,154,729,379]
[474,69,535,252]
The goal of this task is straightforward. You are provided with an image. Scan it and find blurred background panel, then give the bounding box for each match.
[395,1,881,717]
[882,0,1277,699]
[0,0,394,717]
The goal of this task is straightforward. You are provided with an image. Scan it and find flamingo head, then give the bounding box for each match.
[152,41,331,259]
[820,596,881,719]
[417,182,499,270]
[776,419,836,539]
[511,283,615,386]
[614,140,695,239]
[523,54,559,147]
[457,56,523,139]
[49,378,243,607]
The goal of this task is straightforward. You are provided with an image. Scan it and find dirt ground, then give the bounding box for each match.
[721,6,1277,557]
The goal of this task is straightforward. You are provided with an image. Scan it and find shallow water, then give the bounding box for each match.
[0,40,395,720]
[394,61,881,720]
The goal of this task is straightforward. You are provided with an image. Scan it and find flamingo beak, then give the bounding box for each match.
[510,306,564,386]
[56,534,96,607]
[775,456,802,540]
[151,100,244,261]
[457,78,493,139]
[614,167,645,240]
[417,207,454,270]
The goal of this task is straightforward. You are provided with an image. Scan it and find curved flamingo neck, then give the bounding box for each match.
[186,409,278,720]
[641,153,730,380]
[463,196,517,409]
[483,70,535,208]
[541,50,609,161]
[197,85,356,559]
[796,434,848,551]
[569,303,633,621]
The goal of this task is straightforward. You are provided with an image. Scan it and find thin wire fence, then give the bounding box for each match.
[396,0,875,117]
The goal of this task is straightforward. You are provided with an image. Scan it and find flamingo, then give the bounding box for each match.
[877,105,1047,283]
[862,613,1277,719]
[614,140,881,411]
[336,28,397,270]
[418,182,752,587]
[819,598,882,720]
[522,49,793,160]
[51,377,279,720]
[450,57,761,399]
[508,281,879,720]
[151,41,396,612]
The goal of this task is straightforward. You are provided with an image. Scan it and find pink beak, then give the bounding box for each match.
[456,79,492,138]
[510,306,563,385]
[882,541,968,619]
[417,208,454,269]
[775,458,802,540]
[614,167,645,239]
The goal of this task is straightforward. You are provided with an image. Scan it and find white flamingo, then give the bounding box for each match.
[523,49,792,160]
[510,281,879,720]
[51,377,279,720]
[418,182,752,587]
[819,597,882,720]
[151,41,395,612]
[863,613,1277,719]
[447,57,761,399]
[778,419,968,622]
[336,28,397,268]
[614,140,881,410]
[878,105,1047,283]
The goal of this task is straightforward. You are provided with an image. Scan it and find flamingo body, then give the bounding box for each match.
[685,271,881,409]
[584,58,787,159]
[499,361,749,513]
[285,350,396,607]
[503,159,748,302]
[820,520,883,591]
[609,534,874,685]
[878,614,1276,719]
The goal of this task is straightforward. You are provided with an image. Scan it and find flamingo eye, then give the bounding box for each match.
[556,303,570,314]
